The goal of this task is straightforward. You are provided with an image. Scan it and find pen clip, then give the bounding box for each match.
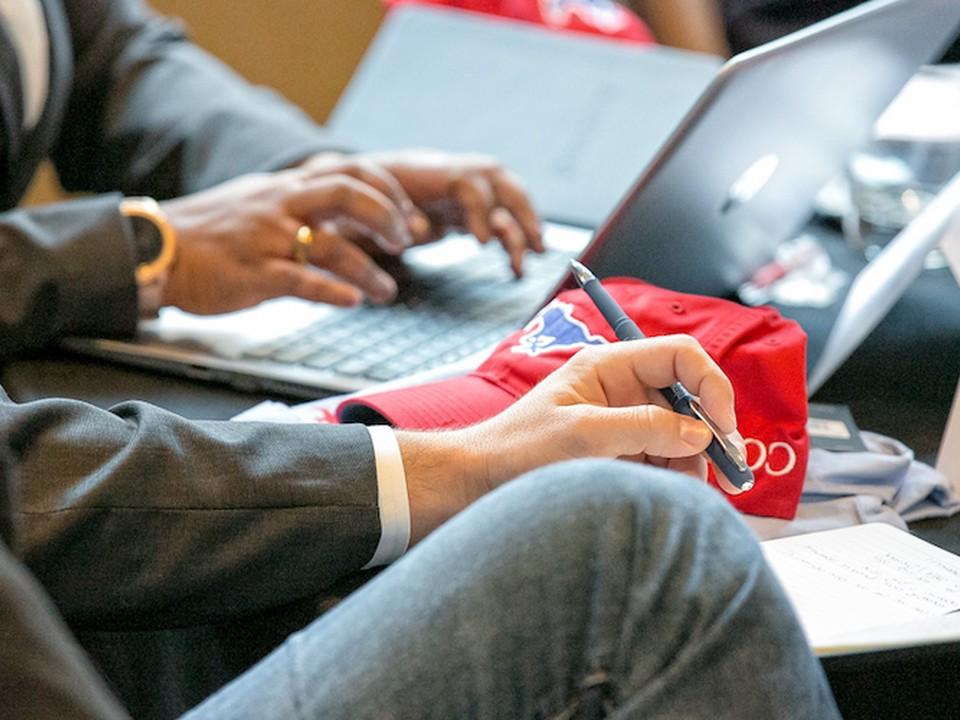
[687,399,748,472]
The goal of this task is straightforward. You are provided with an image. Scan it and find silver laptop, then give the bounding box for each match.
[65,0,960,398]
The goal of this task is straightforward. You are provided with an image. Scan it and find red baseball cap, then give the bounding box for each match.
[338,279,809,519]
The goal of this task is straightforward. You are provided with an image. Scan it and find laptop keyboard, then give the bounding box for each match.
[244,246,573,383]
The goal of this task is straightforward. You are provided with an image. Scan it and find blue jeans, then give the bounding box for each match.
[184,460,839,719]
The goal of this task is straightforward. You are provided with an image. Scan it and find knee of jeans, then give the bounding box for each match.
[515,459,748,545]
[526,458,721,507]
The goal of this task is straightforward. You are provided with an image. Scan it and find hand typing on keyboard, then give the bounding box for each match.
[155,150,543,318]
[300,150,545,278]
[245,245,573,384]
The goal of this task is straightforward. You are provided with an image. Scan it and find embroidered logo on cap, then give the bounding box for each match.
[512,300,608,357]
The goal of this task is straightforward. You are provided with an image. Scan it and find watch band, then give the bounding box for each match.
[119,197,178,286]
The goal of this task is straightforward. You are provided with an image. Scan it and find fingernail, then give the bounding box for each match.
[409,213,430,239]
[726,408,739,434]
[681,421,711,448]
[393,221,414,249]
[371,273,398,304]
[728,429,747,458]
[344,287,363,306]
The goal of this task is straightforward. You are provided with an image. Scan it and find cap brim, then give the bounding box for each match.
[336,375,518,430]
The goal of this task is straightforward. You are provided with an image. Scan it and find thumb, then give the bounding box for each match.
[587,405,713,459]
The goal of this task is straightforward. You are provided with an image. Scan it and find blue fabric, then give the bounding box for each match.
[747,431,960,541]
[184,460,839,719]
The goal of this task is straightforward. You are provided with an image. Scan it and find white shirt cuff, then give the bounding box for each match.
[363,425,411,569]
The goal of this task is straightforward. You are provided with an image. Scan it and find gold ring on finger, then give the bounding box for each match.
[293,225,314,264]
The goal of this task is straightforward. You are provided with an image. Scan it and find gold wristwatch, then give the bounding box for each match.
[120,196,177,285]
[120,197,177,316]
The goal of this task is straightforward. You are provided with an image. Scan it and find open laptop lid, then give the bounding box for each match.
[579,0,960,298]
[808,169,960,393]
[327,6,720,229]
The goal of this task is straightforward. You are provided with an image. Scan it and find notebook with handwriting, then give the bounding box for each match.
[762,522,960,656]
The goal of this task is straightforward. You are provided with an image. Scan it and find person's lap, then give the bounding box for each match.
[184,459,839,720]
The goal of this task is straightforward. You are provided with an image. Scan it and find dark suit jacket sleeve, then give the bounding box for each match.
[1,386,382,630]
[0,195,140,359]
[52,0,349,199]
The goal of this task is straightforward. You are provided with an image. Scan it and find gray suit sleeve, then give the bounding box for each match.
[1,386,382,629]
[53,0,349,199]
[0,195,139,359]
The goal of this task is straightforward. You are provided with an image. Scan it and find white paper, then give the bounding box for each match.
[942,220,960,281]
[762,523,960,653]
[231,401,312,424]
[816,611,960,656]
[939,379,960,494]
[875,66,960,143]
[936,226,960,491]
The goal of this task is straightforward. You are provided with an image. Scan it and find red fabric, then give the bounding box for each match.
[383,0,656,44]
[339,279,809,520]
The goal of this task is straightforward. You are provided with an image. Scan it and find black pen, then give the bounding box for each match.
[569,259,754,495]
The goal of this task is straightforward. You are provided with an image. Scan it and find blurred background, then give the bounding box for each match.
[25,0,743,205]
[150,0,386,123]
[24,0,958,212]
[24,0,388,205]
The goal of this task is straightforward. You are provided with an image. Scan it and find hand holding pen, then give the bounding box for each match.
[570,260,754,494]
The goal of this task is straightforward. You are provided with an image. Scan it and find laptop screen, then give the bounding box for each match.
[580,0,960,298]
[328,6,720,229]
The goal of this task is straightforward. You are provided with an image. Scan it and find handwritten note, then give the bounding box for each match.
[762,523,960,653]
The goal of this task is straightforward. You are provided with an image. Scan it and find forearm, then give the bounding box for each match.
[5,390,381,629]
[628,0,730,56]
[396,418,563,545]
[54,0,347,199]
[0,197,139,359]
[395,429,489,546]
